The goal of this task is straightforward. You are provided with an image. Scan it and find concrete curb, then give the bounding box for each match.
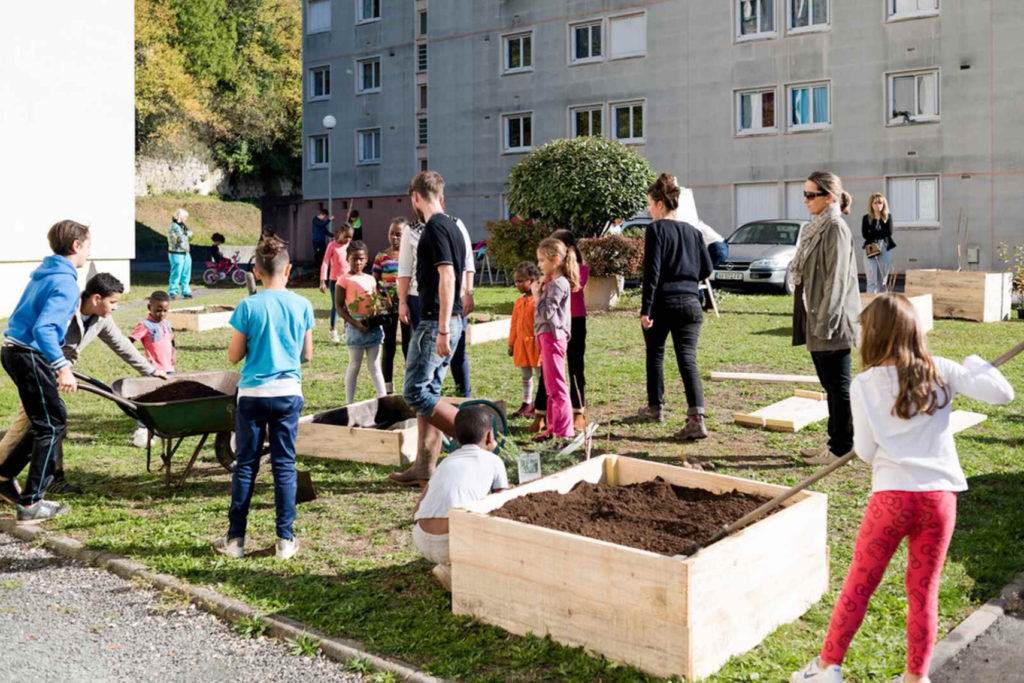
[929,570,1024,675]
[0,520,448,683]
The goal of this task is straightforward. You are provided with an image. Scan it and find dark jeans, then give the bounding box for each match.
[708,241,729,268]
[228,394,303,540]
[534,316,587,412]
[313,242,327,275]
[381,312,410,386]
[643,295,704,413]
[0,346,67,505]
[328,279,338,329]
[407,294,421,329]
[811,349,853,455]
[449,316,471,397]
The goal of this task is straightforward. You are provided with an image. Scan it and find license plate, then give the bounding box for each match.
[716,271,743,281]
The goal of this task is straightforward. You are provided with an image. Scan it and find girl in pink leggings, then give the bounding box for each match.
[793,294,1014,683]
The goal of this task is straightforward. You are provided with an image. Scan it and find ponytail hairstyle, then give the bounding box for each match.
[537,237,581,292]
[859,294,950,419]
[807,171,852,215]
[254,235,291,277]
[647,173,681,212]
[550,229,584,265]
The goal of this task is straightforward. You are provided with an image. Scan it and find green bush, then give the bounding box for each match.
[578,235,645,278]
[506,137,655,238]
[485,218,554,279]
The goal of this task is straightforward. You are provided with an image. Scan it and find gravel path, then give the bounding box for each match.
[0,532,362,683]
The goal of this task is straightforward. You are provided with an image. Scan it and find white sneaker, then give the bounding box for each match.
[800,442,829,458]
[276,537,299,560]
[131,427,151,449]
[329,328,340,343]
[891,676,930,683]
[803,448,852,466]
[791,657,843,682]
[214,535,245,558]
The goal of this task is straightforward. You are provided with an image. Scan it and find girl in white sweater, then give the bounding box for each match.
[793,293,1014,683]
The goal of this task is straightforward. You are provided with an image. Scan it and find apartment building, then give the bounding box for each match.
[300,0,1024,270]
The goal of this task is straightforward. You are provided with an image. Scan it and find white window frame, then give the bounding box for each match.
[356,0,380,25]
[306,0,331,34]
[608,11,647,61]
[356,127,381,165]
[886,175,940,227]
[887,0,939,22]
[736,0,777,42]
[886,68,940,125]
[569,19,604,65]
[735,87,778,136]
[308,65,330,101]
[785,81,831,132]
[786,0,829,34]
[502,112,533,154]
[418,9,427,36]
[568,103,604,138]
[308,134,329,169]
[502,30,534,75]
[355,56,381,94]
[609,99,645,145]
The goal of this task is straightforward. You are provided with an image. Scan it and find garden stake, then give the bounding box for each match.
[679,339,1024,558]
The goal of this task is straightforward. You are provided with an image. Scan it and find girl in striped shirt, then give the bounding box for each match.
[373,218,406,393]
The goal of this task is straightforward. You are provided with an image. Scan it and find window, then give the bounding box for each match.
[307,0,330,34]
[738,0,775,39]
[889,0,939,20]
[417,116,428,146]
[736,88,776,134]
[887,176,939,225]
[419,10,427,36]
[418,84,427,111]
[356,57,380,93]
[417,43,428,72]
[611,101,644,143]
[609,12,646,59]
[570,105,603,138]
[788,0,828,31]
[309,66,331,100]
[570,20,603,63]
[357,128,381,164]
[420,158,428,172]
[503,31,533,73]
[787,82,829,131]
[503,113,532,153]
[888,69,939,124]
[309,135,329,168]
[356,0,380,23]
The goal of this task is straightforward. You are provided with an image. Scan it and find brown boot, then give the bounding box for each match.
[573,411,586,431]
[528,411,546,434]
[388,452,437,486]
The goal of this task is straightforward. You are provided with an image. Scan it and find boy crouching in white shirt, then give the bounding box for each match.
[412,406,509,590]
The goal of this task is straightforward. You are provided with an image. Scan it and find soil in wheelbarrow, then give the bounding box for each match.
[491,477,776,556]
[134,380,228,403]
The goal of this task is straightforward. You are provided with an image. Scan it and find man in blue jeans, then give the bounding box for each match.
[390,171,467,486]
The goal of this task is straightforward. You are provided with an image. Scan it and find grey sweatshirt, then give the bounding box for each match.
[63,311,155,375]
[534,276,571,340]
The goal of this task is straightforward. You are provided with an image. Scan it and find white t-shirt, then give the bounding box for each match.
[851,355,1014,493]
[694,221,724,246]
[397,217,475,299]
[414,444,509,520]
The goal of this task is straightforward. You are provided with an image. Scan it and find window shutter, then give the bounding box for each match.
[609,13,646,59]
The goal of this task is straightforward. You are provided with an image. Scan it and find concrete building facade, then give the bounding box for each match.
[302,0,1024,272]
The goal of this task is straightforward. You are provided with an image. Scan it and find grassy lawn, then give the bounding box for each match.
[5,285,1022,682]
[136,194,262,247]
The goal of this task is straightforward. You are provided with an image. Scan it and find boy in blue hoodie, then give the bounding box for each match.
[1,220,91,523]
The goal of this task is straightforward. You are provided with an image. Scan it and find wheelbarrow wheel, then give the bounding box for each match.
[214,431,235,471]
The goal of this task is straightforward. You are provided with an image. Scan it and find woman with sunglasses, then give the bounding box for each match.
[788,171,862,466]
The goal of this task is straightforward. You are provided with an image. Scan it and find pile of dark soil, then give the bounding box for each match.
[135,381,228,403]
[491,478,775,556]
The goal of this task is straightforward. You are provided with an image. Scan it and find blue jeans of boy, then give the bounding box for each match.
[403,317,464,416]
[228,395,303,541]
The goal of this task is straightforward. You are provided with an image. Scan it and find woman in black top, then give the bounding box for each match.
[861,193,896,293]
[638,174,713,440]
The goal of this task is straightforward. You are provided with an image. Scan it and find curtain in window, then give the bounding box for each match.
[813,0,828,23]
[886,178,915,222]
[760,0,774,32]
[792,0,809,28]
[740,94,753,129]
[812,85,828,123]
[893,76,915,117]
[918,74,936,115]
[762,91,775,127]
[917,178,937,221]
[740,0,757,34]
[791,88,808,125]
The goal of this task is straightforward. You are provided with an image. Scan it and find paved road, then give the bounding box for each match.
[932,611,1024,683]
[0,533,362,683]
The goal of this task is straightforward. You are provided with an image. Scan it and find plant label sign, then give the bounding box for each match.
[517,453,541,484]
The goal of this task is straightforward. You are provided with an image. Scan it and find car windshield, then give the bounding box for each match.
[728,223,800,246]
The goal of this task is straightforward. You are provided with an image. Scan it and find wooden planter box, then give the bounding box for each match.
[450,455,828,680]
[166,305,236,332]
[861,292,933,332]
[583,275,624,312]
[295,395,506,466]
[904,270,1011,322]
[464,315,511,346]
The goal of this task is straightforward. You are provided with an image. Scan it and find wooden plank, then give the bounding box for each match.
[166,306,235,332]
[465,316,512,346]
[733,394,829,432]
[950,410,987,433]
[294,422,410,466]
[794,389,827,400]
[860,293,933,333]
[711,371,820,385]
[905,269,1011,322]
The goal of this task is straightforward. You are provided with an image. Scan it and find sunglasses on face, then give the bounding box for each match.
[803,191,829,199]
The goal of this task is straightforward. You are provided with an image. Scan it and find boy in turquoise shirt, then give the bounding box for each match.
[217,236,314,560]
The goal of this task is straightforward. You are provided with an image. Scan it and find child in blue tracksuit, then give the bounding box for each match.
[217,236,314,560]
[0,220,91,523]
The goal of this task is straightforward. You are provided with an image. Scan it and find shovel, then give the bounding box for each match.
[681,339,1024,558]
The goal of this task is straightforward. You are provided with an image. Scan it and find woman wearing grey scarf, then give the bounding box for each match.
[789,171,861,465]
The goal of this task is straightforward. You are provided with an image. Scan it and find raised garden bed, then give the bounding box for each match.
[464,314,511,346]
[166,305,236,332]
[904,269,1011,322]
[294,395,506,466]
[861,292,933,333]
[450,454,828,680]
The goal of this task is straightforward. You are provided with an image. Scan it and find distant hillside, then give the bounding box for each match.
[136,194,261,248]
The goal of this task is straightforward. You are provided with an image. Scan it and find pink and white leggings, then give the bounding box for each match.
[821,490,957,676]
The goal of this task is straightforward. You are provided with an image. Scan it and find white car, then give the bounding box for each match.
[713,219,809,294]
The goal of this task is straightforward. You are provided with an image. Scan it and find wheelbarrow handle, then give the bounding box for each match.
[72,371,114,393]
[74,380,141,418]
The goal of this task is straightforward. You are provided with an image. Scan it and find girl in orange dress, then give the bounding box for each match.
[508,262,542,418]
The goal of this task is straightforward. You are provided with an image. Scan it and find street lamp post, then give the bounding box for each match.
[323,114,337,234]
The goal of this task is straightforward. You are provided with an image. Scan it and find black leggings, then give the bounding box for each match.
[380,313,410,385]
[811,349,853,454]
[535,316,587,411]
[643,295,704,413]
